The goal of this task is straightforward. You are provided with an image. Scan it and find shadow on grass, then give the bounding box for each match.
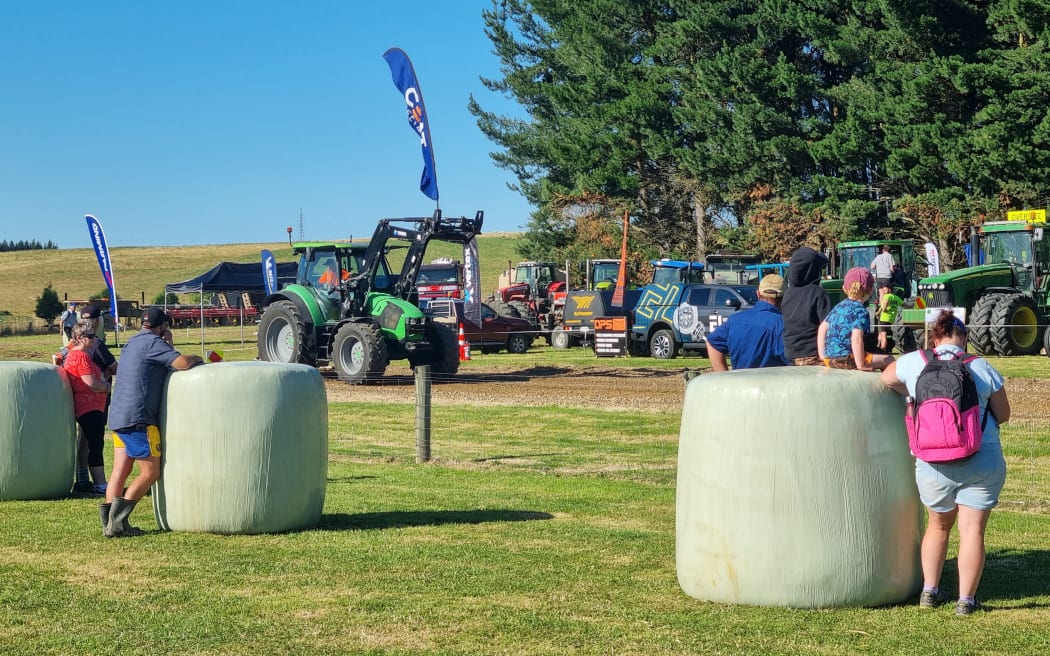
[973,548,1050,605]
[471,453,565,462]
[317,509,553,531]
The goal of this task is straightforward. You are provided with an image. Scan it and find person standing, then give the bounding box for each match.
[71,305,117,494]
[64,322,112,501]
[881,310,1010,615]
[782,247,832,366]
[870,244,896,303]
[706,274,789,371]
[103,307,203,538]
[60,303,78,344]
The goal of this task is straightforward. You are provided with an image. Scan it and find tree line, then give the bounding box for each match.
[1,239,58,252]
[471,1,1050,270]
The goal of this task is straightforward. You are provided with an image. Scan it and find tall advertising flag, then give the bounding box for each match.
[261,249,278,295]
[924,242,941,277]
[463,238,481,327]
[84,214,119,340]
[383,47,439,201]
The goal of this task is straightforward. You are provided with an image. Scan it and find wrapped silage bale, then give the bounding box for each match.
[676,367,921,608]
[152,362,327,534]
[0,362,76,500]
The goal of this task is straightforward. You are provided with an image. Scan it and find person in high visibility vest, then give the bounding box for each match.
[877,283,904,351]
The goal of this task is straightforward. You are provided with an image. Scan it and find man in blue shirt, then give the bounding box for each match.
[707,274,789,371]
[102,307,203,538]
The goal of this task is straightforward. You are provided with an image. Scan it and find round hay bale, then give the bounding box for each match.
[676,367,921,608]
[152,362,327,533]
[0,362,76,500]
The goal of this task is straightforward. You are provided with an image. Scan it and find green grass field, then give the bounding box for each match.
[1,394,1049,655]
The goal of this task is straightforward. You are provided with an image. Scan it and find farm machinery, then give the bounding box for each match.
[257,210,483,383]
[894,217,1049,355]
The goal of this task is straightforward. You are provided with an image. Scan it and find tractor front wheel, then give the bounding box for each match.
[990,294,1043,356]
[426,322,461,374]
[968,293,1003,356]
[891,312,923,354]
[331,322,388,384]
[257,301,315,365]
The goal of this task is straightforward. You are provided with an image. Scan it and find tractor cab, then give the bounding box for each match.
[650,259,707,285]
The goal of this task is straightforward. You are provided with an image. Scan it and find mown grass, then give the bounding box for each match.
[2,395,1049,655]
[0,233,521,326]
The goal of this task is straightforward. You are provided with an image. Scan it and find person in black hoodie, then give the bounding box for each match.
[782,247,832,365]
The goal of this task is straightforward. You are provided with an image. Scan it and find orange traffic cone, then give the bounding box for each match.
[458,323,471,361]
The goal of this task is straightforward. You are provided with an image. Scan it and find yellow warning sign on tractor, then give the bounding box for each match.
[1006,209,1046,223]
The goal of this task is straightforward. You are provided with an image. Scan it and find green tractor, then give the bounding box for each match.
[895,219,1049,356]
[821,239,918,304]
[257,210,484,383]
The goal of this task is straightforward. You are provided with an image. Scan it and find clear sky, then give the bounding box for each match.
[0,2,532,247]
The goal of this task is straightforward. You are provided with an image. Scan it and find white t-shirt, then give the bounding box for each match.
[871,252,895,279]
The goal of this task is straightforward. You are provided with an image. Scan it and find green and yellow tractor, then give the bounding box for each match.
[894,217,1049,355]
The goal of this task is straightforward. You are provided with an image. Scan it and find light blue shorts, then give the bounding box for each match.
[915,443,1006,512]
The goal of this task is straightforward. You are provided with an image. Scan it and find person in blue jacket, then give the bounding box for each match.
[706,274,789,371]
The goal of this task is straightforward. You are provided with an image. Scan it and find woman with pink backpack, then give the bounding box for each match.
[881,310,1011,616]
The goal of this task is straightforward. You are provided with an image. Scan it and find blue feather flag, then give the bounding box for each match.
[84,214,119,339]
[383,47,439,201]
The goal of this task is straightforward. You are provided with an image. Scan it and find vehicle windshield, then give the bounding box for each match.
[983,231,1033,266]
[515,265,551,284]
[591,262,620,284]
[838,246,878,271]
[417,266,460,285]
[706,255,760,271]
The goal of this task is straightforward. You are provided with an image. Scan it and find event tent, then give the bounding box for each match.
[165,261,297,295]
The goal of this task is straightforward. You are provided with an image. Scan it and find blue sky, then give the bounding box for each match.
[0,2,532,247]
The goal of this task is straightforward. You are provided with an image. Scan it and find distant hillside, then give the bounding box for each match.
[0,234,521,324]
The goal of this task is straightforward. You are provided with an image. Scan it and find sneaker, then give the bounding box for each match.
[956,599,982,616]
[72,481,103,496]
[919,589,950,609]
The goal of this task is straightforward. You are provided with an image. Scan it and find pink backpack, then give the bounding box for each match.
[905,349,989,463]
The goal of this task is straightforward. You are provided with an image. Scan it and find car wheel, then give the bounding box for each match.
[507,333,530,354]
[649,329,678,359]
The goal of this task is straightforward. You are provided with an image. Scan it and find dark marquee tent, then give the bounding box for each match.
[164,261,297,295]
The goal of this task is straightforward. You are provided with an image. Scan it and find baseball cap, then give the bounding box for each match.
[144,307,172,327]
[758,274,785,298]
[843,267,874,296]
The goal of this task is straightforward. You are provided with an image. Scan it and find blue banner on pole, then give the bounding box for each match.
[383,47,439,201]
[84,214,118,323]
[261,249,278,295]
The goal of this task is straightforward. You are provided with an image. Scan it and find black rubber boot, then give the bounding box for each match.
[105,497,145,538]
[99,503,111,536]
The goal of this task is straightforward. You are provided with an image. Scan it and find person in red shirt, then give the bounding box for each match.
[63,322,112,502]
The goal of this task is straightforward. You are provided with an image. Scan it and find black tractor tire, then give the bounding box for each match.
[990,294,1044,356]
[891,313,924,354]
[649,328,678,359]
[258,300,316,365]
[427,322,461,374]
[1044,319,1050,358]
[509,300,539,328]
[331,322,388,384]
[490,300,521,319]
[507,332,531,354]
[551,328,572,350]
[968,293,1004,356]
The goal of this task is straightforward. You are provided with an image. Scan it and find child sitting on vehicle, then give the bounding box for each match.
[818,267,895,371]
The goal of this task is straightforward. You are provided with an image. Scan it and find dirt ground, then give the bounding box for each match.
[323,363,1049,416]
[322,364,691,412]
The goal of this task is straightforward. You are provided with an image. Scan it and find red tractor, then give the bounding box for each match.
[489,261,567,338]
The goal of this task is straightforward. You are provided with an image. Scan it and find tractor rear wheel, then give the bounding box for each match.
[990,294,1043,355]
[258,301,316,365]
[891,313,923,354]
[1044,320,1050,358]
[968,293,1003,355]
[331,322,388,384]
[490,300,521,319]
[649,329,678,359]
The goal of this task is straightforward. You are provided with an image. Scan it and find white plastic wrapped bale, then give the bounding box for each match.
[0,362,76,500]
[676,367,921,608]
[152,362,328,534]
